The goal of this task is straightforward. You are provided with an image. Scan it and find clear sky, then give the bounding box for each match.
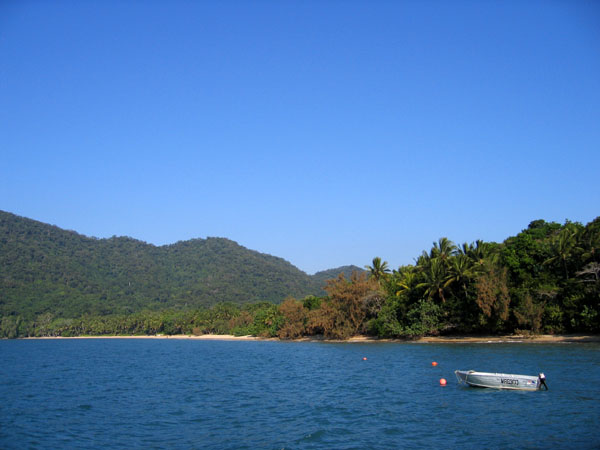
[1,1,599,274]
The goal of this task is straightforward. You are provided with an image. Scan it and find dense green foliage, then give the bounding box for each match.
[0,211,360,320]
[371,218,600,337]
[1,211,598,339]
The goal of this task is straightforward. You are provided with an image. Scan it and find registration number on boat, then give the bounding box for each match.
[501,378,519,385]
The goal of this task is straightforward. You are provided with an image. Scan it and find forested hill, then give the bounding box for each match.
[0,210,361,319]
[311,266,362,286]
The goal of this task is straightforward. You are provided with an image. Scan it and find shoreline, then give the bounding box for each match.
[20,334,600,343]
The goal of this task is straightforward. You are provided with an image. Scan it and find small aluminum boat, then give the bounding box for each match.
[455,370,548,391]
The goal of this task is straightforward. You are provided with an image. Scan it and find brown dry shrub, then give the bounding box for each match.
[277,298,308,339]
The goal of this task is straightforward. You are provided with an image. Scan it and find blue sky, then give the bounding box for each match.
[1,1,599,274]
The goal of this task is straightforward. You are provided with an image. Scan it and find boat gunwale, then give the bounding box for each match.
[455,370,541,390]
[456,370,538,380]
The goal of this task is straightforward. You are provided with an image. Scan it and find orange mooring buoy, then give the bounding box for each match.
[363,357,368,361]
[432,361,438,366]
[439,378,447,386]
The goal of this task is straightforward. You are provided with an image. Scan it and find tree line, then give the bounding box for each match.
[1,210,362,318]
[1,217,598,339]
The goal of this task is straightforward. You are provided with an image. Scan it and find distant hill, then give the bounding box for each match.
[311,265,365,286]
[0,211,363,319]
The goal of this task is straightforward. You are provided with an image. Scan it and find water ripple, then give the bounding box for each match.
[1,340,599,449]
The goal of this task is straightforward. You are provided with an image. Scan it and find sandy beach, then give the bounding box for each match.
[410,334,600,343]
[24,334,600,343]
[27,334,268,341]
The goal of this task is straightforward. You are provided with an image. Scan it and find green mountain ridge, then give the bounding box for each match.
[0,210,363,319]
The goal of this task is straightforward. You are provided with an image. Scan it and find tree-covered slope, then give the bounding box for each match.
[311,265,364,286]
[0,211,354,318]
[2,210,598,339]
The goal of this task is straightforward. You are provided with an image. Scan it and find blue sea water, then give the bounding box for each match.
[1,339,599,449]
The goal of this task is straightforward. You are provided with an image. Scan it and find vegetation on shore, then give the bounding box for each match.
[1,213,599,339]
[0,210,359,316]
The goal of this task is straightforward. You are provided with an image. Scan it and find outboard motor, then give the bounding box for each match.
[538,373,548,390]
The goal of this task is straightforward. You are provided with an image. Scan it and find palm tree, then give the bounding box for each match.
[580,218,600,263]
[415,250,431,270]
[430,237,458,262]
[391,266,419,297]
[365,257,390,282]
[459,242,473,256]
[461,240,498,267]
[444,254,476,299]
[417,258,449,303]
[545,224,580,279]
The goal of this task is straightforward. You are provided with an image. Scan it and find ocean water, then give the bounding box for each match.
[1,339,599,449]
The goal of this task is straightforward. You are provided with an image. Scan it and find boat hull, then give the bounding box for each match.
[455,370,541,391]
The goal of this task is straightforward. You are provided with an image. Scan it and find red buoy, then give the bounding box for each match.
[439,378,447,386]
[363,357,368,361]
[431,361,438,366]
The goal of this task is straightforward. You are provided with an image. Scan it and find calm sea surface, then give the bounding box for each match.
[1,339,599,449]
